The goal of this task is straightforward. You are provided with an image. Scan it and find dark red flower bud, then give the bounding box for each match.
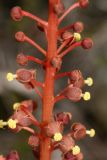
[16,68,36,83]
[73,22,84,33]
[81,38,93,49]
[15,31,25,42]
[6,151,20,160]
[71,123,86,140]
[16,53,28,66]
[21,100,37,112]
[54,112,72,125]
[54,2,65,16]
[28,135,40,147]
[45,121,63,137]
[51,57,62,71]
[68,70,84,88]
[63,85,82,102]
[59,135,75,153]
[10,6,23,21]
[79,0,89,8]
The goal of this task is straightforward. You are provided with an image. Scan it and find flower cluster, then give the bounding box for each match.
[0,0,96,160]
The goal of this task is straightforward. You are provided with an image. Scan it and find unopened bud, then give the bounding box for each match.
[81,38,93,49]
[10,6,23,21]
[15,31,25,42]
[73,22,84,33]
[79,0,89,8]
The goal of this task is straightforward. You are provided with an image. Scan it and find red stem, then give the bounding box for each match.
[54,94,65,103]
[59,2,80,24]
[59,41,81,58]
[58,24,74,35]
[55,71,72,79]
[31,79,44,88]
[22,10,48,27]
[24,36,46,56]
[40,0,58,160]
[27,55,44,65]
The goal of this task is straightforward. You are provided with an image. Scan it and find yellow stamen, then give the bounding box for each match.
[72,145,80,155]
[73,33,81,41]
[86,129,95,137]
[7,119,18,129]
[81,92,91,101]
[6,73,17,81]
[53,133,63,141]
[84,77,93,86]
[0,120,7,128]
[13,103,20,110]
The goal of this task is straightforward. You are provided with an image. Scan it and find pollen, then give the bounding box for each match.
[73,32,81,41]
[86,129,96,137]
[53,132,63,141]
[13,102,20,110]
[84,77,93,86]
[6,73,17,81]
[72,145,80,155]
[7,119,18,129]
[81,92,91,101]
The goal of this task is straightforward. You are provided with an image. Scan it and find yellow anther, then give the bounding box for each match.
[7,119,18,129]
[13,103,20,110]
[0,120,7,128]
[72,145,80,155]
[6,73,17,81]
[73,33,81,41]
[86,129,95,137]
[81,92,91,101]
[84,77,93,86]
[53,133,63,141]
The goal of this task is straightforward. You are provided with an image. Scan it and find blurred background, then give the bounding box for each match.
[0,0,107,159]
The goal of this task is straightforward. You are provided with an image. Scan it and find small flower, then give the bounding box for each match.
[71,123,86,140]
[86,129,95,137]
[10,6,23,21]
[84,77,93,86]
[53,133,63,142]
[7,119,18,129]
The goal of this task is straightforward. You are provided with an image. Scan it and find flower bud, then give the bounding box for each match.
[16,53,28,66]
[73,22,84,33]
[10,6,23,21]
[54,112,72,125]
[79,0,89,8]
[54,2,65,16]
[59,135,75,153]
[15,31,25,42]
[16,68,36,83]
[81,38,93,49]
[71,123,86,140]
[28,135,40,147]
